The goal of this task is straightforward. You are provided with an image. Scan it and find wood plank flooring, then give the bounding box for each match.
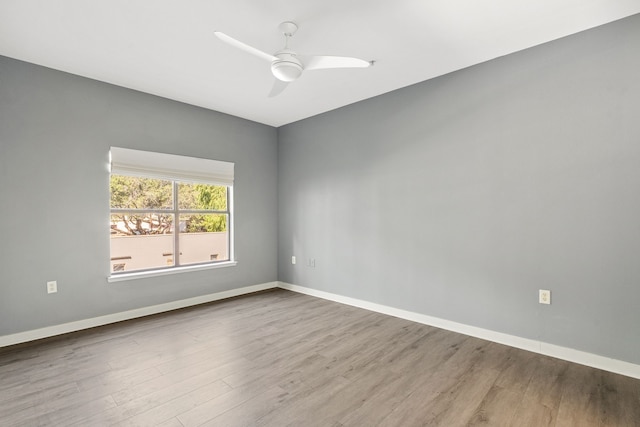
[1,289,638,426]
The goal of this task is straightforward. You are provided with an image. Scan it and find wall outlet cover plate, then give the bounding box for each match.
[539,289,551,304]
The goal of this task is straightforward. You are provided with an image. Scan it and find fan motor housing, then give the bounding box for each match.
[271,51,304,82]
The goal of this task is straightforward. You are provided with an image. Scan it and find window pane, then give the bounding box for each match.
[178,183,227,211]
[178,214,229,265]
[110,213,174,272]
[110,175,173,210]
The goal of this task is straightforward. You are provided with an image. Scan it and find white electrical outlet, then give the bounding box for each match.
[308,258,315,268]
[291,256,296,265]
[47,281,58,294]
[539,289,551,304]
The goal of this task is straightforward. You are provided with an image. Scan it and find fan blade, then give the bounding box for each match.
[300,55,371,71]
[268,79,289,97]
[214,31,276,62]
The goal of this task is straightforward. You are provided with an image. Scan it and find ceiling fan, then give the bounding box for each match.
[214,21,373,97]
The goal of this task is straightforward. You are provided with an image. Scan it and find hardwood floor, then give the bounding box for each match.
[1,289,638,426]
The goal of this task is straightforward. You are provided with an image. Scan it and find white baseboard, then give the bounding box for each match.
[5,280,638,380]
[278,282,640,380]
[0,281,278,348]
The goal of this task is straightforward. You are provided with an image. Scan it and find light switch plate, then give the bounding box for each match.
[47,281,58,294]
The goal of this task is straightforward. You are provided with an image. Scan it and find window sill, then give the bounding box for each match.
[108,261,237,283]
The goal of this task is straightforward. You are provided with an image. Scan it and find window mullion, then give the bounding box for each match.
[179,209,229,215]
[110,208,173,214]
[173,181,180,267]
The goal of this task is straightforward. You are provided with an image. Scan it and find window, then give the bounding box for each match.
[109,147,234,277]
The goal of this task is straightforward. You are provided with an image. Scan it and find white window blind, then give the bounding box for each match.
[110,147,234,186]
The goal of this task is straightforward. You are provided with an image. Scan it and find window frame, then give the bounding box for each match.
[108,148,236,282]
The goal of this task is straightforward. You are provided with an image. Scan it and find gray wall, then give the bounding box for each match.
[0,56,278,336]
[2,14,639,366]
[278,14,640,364]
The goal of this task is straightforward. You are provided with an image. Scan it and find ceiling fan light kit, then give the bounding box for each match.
[214,21,371,96]
[271,51,304,82]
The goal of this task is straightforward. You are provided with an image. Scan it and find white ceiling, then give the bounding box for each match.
[1,1,638,127]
